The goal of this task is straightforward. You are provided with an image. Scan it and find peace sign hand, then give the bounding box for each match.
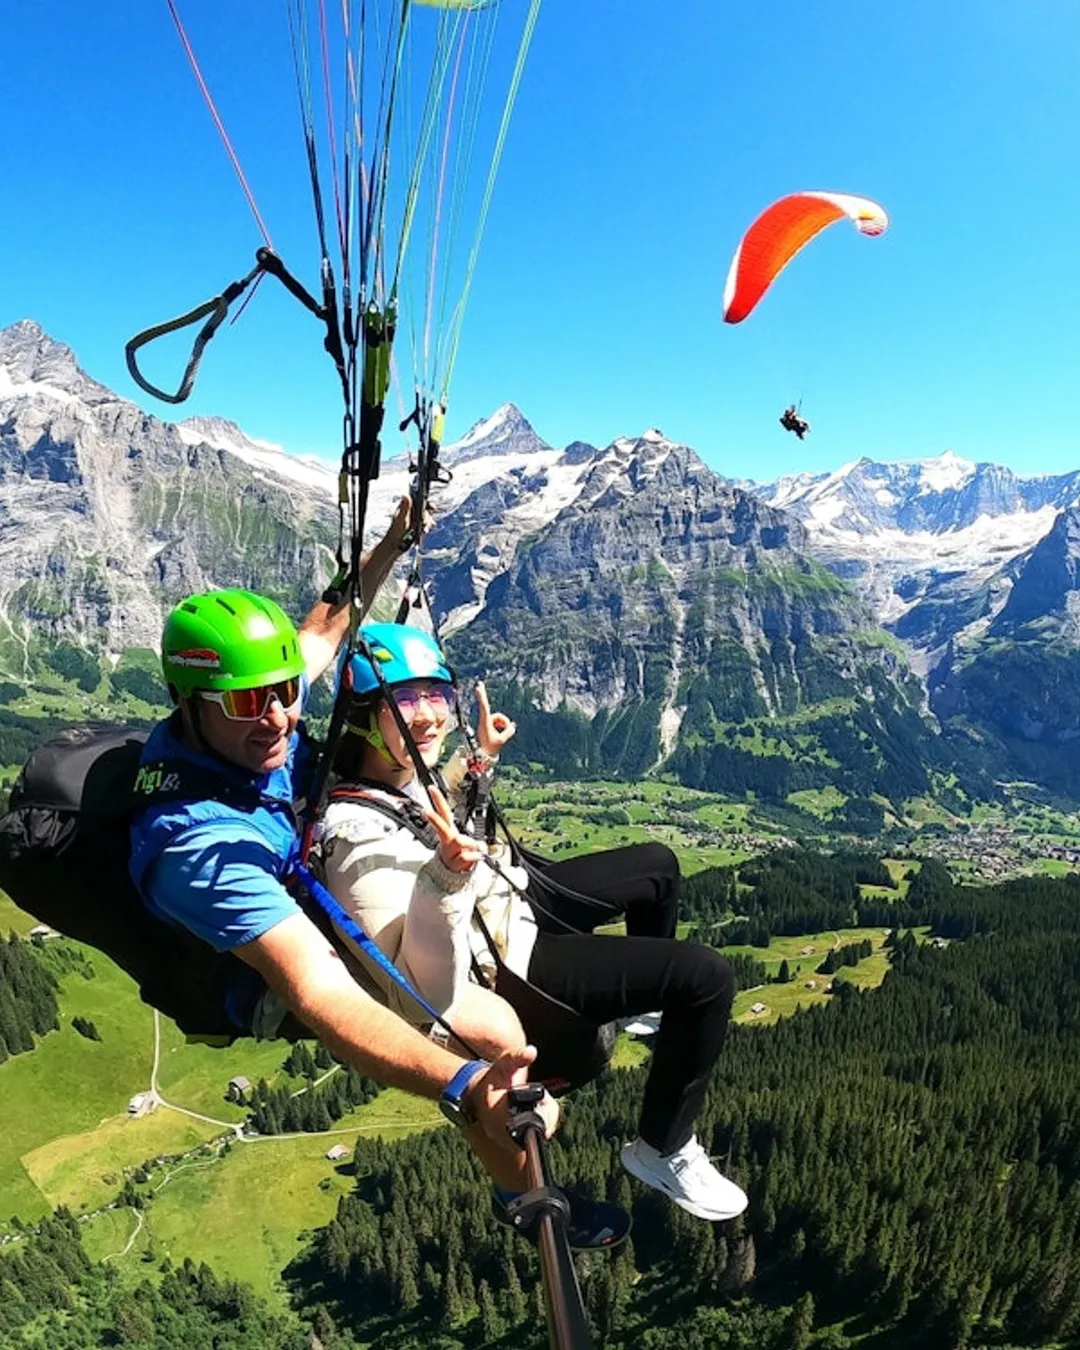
[424,785,486,874]
[475,681,516,758]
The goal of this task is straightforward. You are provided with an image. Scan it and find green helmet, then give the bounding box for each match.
[161,589,305,700]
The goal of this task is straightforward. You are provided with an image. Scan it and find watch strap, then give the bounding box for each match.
[441,1059,490,1123]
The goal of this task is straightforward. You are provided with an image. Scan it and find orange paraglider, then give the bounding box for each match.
[722,191,888,324]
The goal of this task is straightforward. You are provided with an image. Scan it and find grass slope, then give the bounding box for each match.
[0,949,154,1224]
[498,776,777,872]
[24,1109,219,1215]
[0,890,38,938]
[105,1099,441,1304]
[0,898,446,1306]
[730,925,929,1026]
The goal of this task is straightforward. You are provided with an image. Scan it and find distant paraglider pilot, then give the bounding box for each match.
[780,405,811,439]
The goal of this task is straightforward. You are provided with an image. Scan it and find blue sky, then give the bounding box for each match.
[3,0,1079,483]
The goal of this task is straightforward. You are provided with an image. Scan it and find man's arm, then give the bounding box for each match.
[298,494,412,682]
[234,911,558,1189]
[239,910,469,1096]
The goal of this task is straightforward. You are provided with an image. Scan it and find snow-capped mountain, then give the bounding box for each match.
[426,432,722,632]
[12,313,1080,801]
[749,451,1080,641]
[177,417,338,496]
[756,450,1080,536]
[0,320,341,662]
[175,402,562,543]
[0,322,579,662]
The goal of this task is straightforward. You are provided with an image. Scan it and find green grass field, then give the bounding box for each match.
[786,786,846,820]
[0,890,38,937]
[100,1094,443,1303]
[0,948,155,1225]
[155,1016,288,1123]
[1034,858,1073,877]
[730,926,898,1026]
[24,1108,220,1215]
[80,1205,143,1264]
[0,892,451,1303]
[498,777,773,874]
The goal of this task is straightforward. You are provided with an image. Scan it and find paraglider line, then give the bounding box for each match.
[227,268,268,327]
[317,0,349,265]
[164,0,274,249]
[442,0,541,392]
[423,17,468,371]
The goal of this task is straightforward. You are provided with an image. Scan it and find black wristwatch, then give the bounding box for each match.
[439,1060,490,1128]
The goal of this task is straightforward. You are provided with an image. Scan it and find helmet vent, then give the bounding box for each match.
[214,597,238,616]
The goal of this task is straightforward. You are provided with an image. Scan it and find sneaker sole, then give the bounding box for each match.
[620,1145,748,1223]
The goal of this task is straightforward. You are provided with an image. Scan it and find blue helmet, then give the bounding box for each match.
[345,623,452,698]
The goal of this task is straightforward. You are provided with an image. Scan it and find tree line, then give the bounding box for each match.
[282,869,1080,1348]
[248,1063,383,1136]
[816,938,873,974]
[0,932,59,1062]
[682,849,900,946]
[0,1210,306,1348]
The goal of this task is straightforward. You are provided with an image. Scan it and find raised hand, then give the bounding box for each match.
[384,492,413,550]
[474,680,516,758]
[424,784,486,873]
[386,492,437,551]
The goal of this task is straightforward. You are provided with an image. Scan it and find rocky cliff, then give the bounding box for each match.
[0,320,337,679]
[452,431,942,806]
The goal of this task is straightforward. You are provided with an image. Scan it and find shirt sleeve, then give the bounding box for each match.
[147,820,299,953]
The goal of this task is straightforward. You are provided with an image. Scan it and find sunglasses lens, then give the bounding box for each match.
[218,677,302,720]
[219,687,265,719]
[393,681,452,717]
[274,676,302,710]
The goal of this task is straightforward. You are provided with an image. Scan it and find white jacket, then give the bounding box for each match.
[317,752,536,1027]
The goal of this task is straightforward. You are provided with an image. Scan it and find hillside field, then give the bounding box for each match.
[0,787,934,1309]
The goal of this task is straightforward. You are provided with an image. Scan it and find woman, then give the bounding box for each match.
[318,623,746,1223]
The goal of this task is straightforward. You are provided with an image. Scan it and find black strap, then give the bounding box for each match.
[124,247,342,408]
[325,781,439,850]
[125,260,266,405]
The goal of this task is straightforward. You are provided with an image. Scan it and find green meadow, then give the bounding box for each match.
[0,948,155,1224]
[498,776,772,873]
[0,794,923,1309]
[0,888,37,937]
[98,1097,442,1303]
[729,925,926,1027]
[25,1108,220,1215]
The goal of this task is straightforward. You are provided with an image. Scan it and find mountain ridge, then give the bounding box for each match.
[7,317,1080,808]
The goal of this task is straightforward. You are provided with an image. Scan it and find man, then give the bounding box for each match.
[127,501,559,1201]
[780,405,810,439]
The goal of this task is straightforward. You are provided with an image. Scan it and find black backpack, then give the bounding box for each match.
[0,724,251,1038]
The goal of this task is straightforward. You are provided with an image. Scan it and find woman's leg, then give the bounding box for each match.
[526,930,734,1154]
[529,843,680,938]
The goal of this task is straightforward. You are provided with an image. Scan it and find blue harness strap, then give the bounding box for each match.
[288,854,482,1057]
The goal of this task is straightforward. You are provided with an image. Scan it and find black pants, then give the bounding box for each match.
[524,843,735,1155]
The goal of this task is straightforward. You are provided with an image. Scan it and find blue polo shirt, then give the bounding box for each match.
[129,703,312,955]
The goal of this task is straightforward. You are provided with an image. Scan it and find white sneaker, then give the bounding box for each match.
[620,1135,748,1222]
